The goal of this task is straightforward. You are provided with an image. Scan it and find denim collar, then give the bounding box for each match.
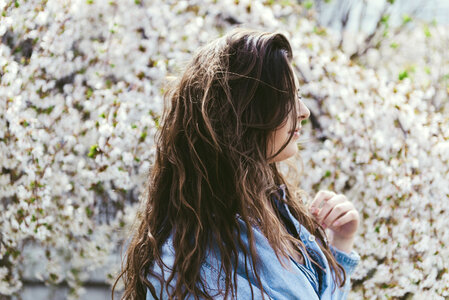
[272,184,329,296]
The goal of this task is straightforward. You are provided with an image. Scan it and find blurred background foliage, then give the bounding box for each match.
[1,0,448,299]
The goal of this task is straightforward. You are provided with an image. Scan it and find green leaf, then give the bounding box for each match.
[88,144,99,158]
[390,42,399,49]
[139,131,147,142]
[402,14,412,24]
[49,273,59,281]
[424,25,431,37]
[398,70,408,80]
[313,26,327,36]
[85,207,93,218]
[304,0,313,9]
[86,87,93,99]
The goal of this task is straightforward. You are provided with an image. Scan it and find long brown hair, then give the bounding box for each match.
[113,28,346,299]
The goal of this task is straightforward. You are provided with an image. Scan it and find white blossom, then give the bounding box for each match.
[1,0,448,298]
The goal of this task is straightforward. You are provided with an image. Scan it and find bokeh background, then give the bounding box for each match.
[1,0,448,299]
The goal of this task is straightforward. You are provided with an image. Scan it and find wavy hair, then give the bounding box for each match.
[113,28,346,299]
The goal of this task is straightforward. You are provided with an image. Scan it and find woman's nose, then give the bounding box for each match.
[298,101,310,121]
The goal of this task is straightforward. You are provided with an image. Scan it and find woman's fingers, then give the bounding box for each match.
[310,191,360,249]
[313,195,347,228]
[331,210,359,228]
[322,201,353,228]
[309,190,336,213]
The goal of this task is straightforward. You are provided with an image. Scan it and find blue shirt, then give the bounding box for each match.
[147,186,360,299]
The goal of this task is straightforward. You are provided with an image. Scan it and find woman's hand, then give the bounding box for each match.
[309,191,359,253]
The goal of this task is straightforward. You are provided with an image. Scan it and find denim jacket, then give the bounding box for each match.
[147,186,360,299]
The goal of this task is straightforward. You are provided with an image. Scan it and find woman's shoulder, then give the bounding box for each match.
[149,223,320,299]
[146,232,268,299]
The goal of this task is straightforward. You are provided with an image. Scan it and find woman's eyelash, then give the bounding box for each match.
[297,89,302,100]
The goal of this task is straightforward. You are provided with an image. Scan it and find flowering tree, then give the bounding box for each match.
[1,0,448,299]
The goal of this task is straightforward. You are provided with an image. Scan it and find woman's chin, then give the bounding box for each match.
[274,147,298,162]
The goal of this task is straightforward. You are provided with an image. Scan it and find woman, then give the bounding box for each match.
[115,28,360,299]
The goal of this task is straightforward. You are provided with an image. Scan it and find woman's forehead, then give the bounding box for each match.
[292,69,300,88]
[293,71,298,85]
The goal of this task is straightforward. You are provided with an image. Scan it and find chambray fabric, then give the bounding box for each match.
[147,186,360,299]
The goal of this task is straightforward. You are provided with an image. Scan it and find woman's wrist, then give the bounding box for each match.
[329,232,355,254]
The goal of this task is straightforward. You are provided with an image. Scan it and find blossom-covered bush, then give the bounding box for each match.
[1,0,448,299]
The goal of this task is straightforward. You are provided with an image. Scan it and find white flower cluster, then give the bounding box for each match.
[361,22,449,114]
[290,20,449,300]
[0,0,447,299]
